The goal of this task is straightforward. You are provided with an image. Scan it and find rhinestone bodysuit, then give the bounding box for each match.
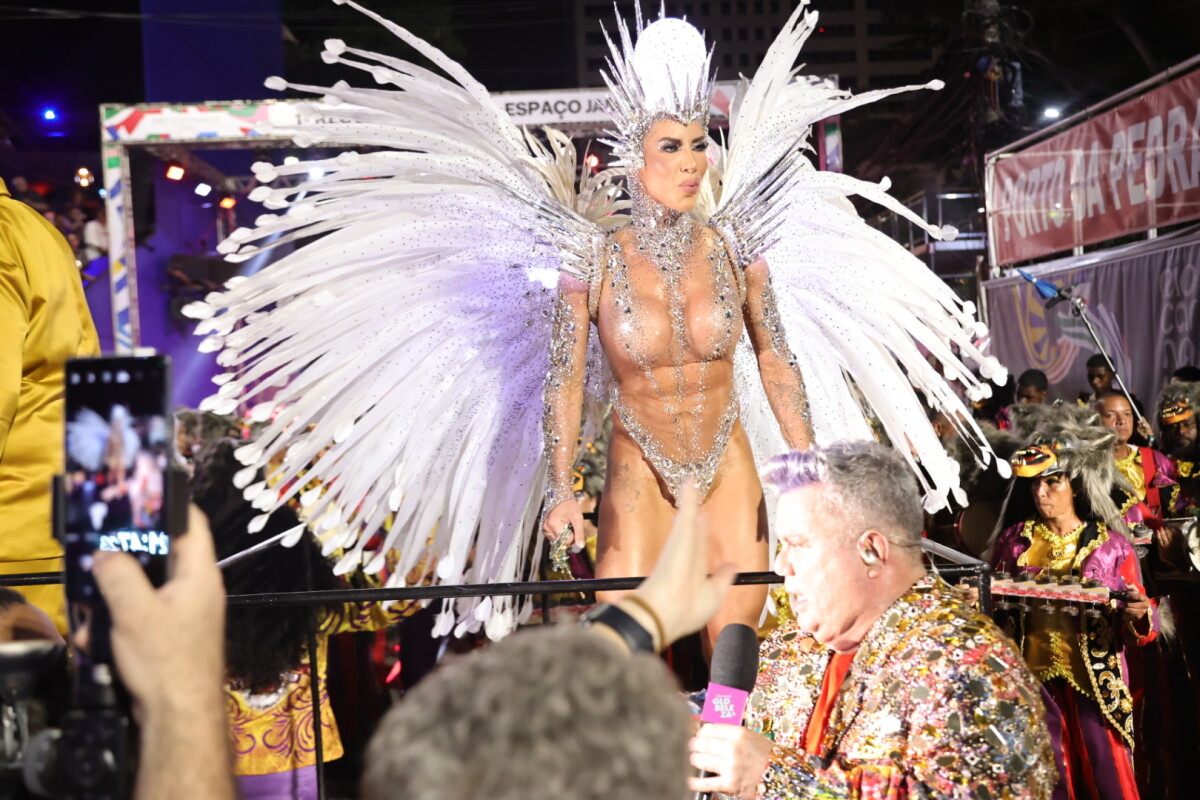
[541,176,812,511]
[602,186,743,498]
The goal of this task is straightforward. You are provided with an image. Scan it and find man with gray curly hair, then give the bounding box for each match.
[362,625,692,800]
[689,441,1057,800]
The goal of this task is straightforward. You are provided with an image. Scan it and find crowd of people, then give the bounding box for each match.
[2,5,1199,798]
[4,173,107,271]
[9,363,1200,800]
[2,439,1068,800]
[3,165,1200,800]
[948,356,1200,799]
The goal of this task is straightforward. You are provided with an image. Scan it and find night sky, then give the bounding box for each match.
[0,1,575,156]
[2,0,1196,183]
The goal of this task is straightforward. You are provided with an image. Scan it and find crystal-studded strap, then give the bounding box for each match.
[710,222,749,304]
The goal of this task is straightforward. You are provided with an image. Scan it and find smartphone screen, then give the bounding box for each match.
[63,355,173,604]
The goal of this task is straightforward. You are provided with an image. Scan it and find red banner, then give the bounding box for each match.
[987,68,1200,266]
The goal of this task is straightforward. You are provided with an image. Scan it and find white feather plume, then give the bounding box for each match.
[187,0,619,638]
[710,1,1001,512]
[191,0,1003,641]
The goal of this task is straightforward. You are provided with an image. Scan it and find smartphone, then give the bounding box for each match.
[61,355,175,609]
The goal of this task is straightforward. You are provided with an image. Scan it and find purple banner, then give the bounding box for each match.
[983,235,1200,408]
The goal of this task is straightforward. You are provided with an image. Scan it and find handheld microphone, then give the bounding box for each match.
[701,623,760,725]
[697,623,760,800]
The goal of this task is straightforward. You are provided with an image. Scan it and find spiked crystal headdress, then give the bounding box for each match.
[996,404,1136,540]
[598,7,715,169]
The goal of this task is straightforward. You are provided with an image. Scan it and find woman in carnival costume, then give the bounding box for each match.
[184,0,1005,642]
[991,405,1157,800]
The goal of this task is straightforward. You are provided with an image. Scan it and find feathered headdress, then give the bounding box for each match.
[995,404,1136,541]
[598,6,715,169]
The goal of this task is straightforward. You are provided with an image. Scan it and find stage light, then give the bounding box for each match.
[42,107,58,121]
[219,196,237,209]
[98,188,108,198]
[75,167,93,188]
[195,182,213,197]
[585,154,600,169]
[165,163,186,181]
[1042,107,1062,120]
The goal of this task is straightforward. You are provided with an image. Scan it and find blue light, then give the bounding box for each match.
[42,107,58,121]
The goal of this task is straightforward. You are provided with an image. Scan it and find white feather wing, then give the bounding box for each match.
[714,2,1007,512]
[184,1,620,638]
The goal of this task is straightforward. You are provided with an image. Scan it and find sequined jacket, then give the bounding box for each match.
[990,520,1157,748]
[746,577,1056,800]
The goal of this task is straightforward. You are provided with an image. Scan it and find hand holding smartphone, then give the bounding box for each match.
[62,356,177,616]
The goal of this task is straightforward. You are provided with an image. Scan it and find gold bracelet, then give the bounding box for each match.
[1126,618,1151,640]
[620,594,666,652]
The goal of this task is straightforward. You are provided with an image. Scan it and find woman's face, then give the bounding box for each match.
[1030,474,1076,521]
[637,118,709,213]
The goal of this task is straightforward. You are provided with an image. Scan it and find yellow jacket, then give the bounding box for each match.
[0,178,99,569]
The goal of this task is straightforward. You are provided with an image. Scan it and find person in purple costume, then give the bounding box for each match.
[990,405,1156,800]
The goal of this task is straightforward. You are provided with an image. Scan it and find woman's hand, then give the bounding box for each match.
[1136,417,1154,441]
[542,496,585,553]
[1154,524,1187,570]
[1121,588,1152,624]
